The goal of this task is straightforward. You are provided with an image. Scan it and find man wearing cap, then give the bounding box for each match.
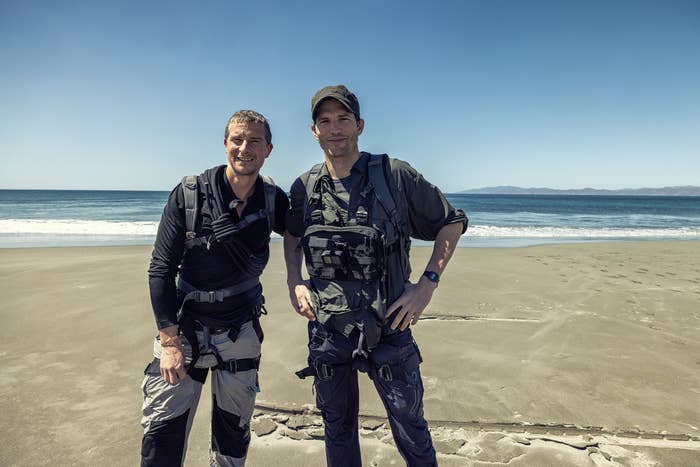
[284,85,468,466]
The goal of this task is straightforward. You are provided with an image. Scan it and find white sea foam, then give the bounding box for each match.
[0,219,698,240]
[0,219,159,236]
[0,219,285,238]
[465,225,700,238]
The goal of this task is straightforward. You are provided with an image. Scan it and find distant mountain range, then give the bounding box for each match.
[457,185,700,196]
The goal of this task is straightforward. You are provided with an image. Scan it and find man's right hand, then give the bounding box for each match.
[287,280,316,321]
[159,326,187,384]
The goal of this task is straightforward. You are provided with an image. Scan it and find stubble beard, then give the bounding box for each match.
[229,157,260,178]
[323,137,358,160]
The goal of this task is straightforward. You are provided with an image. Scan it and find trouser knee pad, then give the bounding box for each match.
[140,411,189,467]
[211,397,251,459]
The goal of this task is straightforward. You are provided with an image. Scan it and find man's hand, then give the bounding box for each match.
[386,277,437,331]
[159,325,187,385]
[288,279,316,321]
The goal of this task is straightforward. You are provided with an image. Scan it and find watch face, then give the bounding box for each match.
[423,271,440,283]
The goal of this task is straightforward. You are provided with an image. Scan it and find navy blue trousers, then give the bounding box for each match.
[308,321,437,467]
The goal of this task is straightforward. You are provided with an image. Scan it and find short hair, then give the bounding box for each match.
[224,110,272,144]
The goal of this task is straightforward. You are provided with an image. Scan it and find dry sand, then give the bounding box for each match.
[1,241,699,466]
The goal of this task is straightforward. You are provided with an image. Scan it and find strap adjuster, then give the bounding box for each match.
[310,210,323,223]
[195,291,217,303]
[377,364,393,382]
[227,359,238,373]
[316,363,334,380]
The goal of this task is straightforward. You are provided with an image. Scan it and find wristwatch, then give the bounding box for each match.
[422,270,440,285]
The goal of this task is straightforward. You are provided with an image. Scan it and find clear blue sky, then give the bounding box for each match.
[1,0,698,192]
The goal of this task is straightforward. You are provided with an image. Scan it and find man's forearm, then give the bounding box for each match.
[283,232,304,283]
[423,222,464,277]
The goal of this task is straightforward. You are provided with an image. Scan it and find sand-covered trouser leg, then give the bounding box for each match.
[307,321,362,467]
[371,330,437,467]
[208,321,262,467]
[140,335,205,467]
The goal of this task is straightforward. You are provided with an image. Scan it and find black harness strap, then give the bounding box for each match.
[177,276,260,305]
[260,175,277,232]
[214,356,261,373]
[181,175,199,241]
[181,173,278,250]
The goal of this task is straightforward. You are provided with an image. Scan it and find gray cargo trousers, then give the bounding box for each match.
[140,321,261,467]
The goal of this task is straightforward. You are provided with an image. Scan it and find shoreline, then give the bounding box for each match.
[1,235,699,250]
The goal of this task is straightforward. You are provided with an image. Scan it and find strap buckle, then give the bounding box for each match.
[355,206,368,224]
[193,291,217,303]
[315,363,334,381]
[226,359,239,373]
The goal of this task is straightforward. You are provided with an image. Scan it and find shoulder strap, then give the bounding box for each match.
[368,154,398,221]
[181,175,199,239]
[260,175,276,232]
[305,163,324,200]
[302,163,325,222]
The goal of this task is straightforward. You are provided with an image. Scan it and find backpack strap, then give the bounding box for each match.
[181,175,199,240]
[260,175,277,233]
[302,162,325,224]
[368,153,411,286]
[367,154,398,222]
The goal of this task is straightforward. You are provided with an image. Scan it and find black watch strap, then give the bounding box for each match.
[422,270,440,284]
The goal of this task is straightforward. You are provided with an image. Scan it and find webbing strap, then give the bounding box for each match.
[211,210,268,243]
[260,175,276,231]
[181,175,199,239]
[295,366,316,380]
[303,155,402,229]
[177,276,260,304]
[303,163,325,222]
[214,356,260,373]
[182,173,277,250]
[372,351,422,382]
[367,154,398,220]
[294,362,337,380]
[184,236,209,250]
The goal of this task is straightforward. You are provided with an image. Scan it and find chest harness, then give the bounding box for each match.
[176,172,276,378]
[297,154,410,378]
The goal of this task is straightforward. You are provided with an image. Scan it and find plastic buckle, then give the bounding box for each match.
[208,291,216,303]
[227,359,238,373]
[356,207,368,224]
[377,364,393,382]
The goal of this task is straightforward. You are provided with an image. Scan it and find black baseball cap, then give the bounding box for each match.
[311,85,360,122]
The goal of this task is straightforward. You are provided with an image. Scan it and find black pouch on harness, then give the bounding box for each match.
[302,224,383,283]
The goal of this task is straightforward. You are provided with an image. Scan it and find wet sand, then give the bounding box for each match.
[1,242,699,466]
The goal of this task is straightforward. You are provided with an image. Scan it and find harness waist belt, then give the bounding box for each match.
[215,356,260,373]
[177,276,260,304]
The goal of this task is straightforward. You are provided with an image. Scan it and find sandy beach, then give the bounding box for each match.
[1,241,699,466]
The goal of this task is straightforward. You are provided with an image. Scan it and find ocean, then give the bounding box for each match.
[0,189,698,248]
